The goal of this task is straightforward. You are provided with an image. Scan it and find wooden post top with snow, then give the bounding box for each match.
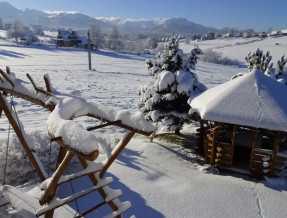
[189,70,287,177]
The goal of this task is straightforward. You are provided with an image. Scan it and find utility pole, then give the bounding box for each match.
[88,30,92,70]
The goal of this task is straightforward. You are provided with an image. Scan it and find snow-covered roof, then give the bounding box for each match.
[189,70,287,132]
[58,29,78,41]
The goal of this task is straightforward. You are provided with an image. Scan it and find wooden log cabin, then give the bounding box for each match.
[189,70,287,176]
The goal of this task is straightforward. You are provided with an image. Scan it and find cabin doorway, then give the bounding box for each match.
[232,145,252,170]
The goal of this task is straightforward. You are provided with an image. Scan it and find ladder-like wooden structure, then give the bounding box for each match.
[0,67,154,217]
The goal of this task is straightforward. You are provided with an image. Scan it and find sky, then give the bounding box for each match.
[2,0,287,31]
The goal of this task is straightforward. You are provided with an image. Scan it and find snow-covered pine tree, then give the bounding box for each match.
[232,48,274,79]
[139,37,205,134]
[232,48,287,85]
[276,55,287,85]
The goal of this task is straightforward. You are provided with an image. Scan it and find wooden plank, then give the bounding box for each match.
[76,191,122,217]
[26,73,52,96]
[0,94,47,181]
[78,158,119,215]
[0,69,14,87]
[87,114,152,136]
[37,177,113,217]
[216,154,232,162]
[43,75,52,93]
[270,132,279,175]
[87,120,121,131]
[252,153,270,162]
[249,166,268,175]
[49,133,99,161]
[0,87,54,111]
[210,123,219,165]
[254,148,272,156]
[215,159,232,167]
[39,151,74,205]
[100,131,135,178]
[250,161,269,170]
[274,160,286,169]
[230,125,237,164]
[206,134,213,141]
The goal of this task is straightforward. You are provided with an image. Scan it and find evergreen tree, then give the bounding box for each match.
[139,36,205,134]
[232,48,287,85]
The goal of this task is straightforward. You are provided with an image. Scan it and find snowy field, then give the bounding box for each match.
[0,36,287,217]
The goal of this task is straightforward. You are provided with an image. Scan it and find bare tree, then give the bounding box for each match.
[89,24,102,50]
[7,19,26,42]
[0,18,3,30]
[108,26,122,51]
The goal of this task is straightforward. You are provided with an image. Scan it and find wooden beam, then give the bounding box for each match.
[39,151,74,205]
[78,158,119,215]
[55,146,67,169]
[210,123,219,165]
[250,129,258,165]
[0,94,47,181]
[6,66,10,75]
[86,120,121,131]
[0,69,14,88]
[49,134,99,162]
[100,131,135,178]
[230,125,237,165]
[0,87,54,111]
[87,114,153,136]
[26,73,52,96]
[270,131,279,175]
[43,75,52,93]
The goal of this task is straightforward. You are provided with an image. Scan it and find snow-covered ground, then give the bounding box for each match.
[181,36,287,63]
[0,37,286,218]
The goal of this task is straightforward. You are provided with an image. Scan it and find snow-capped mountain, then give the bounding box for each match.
[0,1,217,34]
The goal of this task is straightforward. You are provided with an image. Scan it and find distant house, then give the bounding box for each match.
[222,33,234,38]
[270,31,280,37]
[234,32,242,37]
[243,32,252,38]
[4,23,12,30]
[258,32,267,38]
[192,34,201,41]
[207,32,215,40]
[281,29,287,36]
[56,29,81,47]
[0,18,3,30]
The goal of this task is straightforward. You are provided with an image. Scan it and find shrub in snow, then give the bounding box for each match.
[139,36,205,134]
[232,48,287,85]
[200,48,241,66]
[0,131,58,186]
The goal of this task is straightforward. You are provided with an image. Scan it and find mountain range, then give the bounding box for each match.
[0,1,217,35]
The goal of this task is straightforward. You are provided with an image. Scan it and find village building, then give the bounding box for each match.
[0,18,3,30]
[56,29,81,47]
[189,70,287,176]
[270,30,280,37]
[243,32,252,38]
[281,29,287,36]
[258,32,267,38]
[56,29,93,48]
[4,23,12,30]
